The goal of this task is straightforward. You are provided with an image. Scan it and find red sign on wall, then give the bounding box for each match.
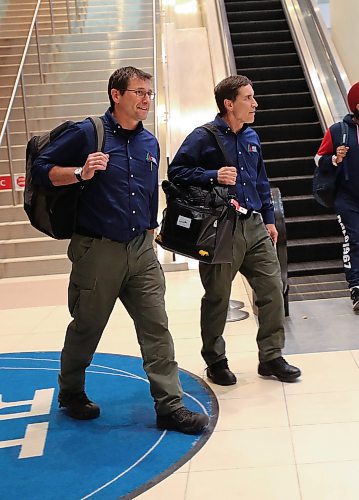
[14,174,26,191]
[0,175,12,190]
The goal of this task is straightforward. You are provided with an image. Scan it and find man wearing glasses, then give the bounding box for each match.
[32,66,208,434]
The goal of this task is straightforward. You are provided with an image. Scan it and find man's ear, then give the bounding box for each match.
[111,88,121,104]
[224,98,233,113]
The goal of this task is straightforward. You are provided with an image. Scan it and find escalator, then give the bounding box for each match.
[224,0,347,302]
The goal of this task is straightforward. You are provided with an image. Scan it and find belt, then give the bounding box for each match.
[76,227,103,240]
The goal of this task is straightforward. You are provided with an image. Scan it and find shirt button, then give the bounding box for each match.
[130,174,134,178]
[243,182,246,186]
[132,210,136,214]
[132,228,135,231]
[246,198,249,201]
[129,156,132,160]
[132,192,135,196]
[241,167,244,171]
[238,152,242,155]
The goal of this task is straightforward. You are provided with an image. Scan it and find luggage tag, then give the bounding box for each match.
[230,198,248,215]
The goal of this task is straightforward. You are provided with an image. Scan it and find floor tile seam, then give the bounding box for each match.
[211,426,292,433]
[350,350,359,369]
[188,462,298,474]
[289,420,359,428]
[282,378,304,499]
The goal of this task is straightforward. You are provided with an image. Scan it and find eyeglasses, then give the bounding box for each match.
[121,89,156,100]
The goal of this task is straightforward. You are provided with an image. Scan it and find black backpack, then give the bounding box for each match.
[313,121,348,208]
[24,116,104,239]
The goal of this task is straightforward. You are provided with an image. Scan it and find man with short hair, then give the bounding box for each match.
[168,75,301,386]
[315,81,359,312]
[32,66,208,434]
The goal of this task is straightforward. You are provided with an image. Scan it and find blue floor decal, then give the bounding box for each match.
[0,352,218,499]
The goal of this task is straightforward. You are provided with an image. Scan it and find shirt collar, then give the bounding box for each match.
[104,108,144,135]
[213,113,249,135]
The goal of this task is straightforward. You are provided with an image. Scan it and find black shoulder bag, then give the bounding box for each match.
[155,125,236,264]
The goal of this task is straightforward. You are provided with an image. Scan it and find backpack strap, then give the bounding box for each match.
[201,123,236,196]
[87,116,105,152]
[339,121,349,180]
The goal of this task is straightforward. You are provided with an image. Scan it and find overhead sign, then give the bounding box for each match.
[0,352,217,499]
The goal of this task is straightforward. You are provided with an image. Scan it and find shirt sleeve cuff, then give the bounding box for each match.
[201,170,218,186]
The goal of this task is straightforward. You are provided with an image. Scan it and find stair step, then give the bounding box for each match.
[0,237,69,259]
[0,254,71,279]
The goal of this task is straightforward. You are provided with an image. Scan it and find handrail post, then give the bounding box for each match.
[20,72,31,142]
[66,0,72,33]
[5,126,17,206]
[34,20,44,83]
[48,0,55,33]
[152,0,158,139]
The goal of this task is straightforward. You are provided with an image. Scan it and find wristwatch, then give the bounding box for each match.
[74,167,84,182]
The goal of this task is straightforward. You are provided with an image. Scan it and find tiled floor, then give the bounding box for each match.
[1,268,359,499]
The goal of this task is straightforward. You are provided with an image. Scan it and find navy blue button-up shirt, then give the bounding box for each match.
[33,109,160,242]
[168,115,274,224]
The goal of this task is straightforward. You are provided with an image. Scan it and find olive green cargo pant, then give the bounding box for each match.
[200,212,285,365]
[59,231,183,416]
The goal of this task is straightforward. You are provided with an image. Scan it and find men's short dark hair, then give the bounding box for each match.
[214,75,253,116]
[108,66,152,111]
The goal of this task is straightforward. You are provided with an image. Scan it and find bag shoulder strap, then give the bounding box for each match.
[87,116,105,152]
[201,123,234,165]
[340,120,349,146]
[201,123,236,196]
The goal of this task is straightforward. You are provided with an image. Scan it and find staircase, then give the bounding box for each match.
[0,0,156,278]
[224,0,347,301]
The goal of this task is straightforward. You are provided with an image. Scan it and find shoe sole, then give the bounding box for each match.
[353,301,359,313]
[258,370,301,383]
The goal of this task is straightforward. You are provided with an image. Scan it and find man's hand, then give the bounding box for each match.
[266,223,278,245]
[217,166,237,185]
[334,145,349,165]
[82,152,109,180]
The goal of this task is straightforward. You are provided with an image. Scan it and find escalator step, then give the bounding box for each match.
[254,121,322,141]
[254,106,317,125]
[227,9,285,22]
[261,138,320,159]
[265,157,316,177]
[256,92,313,110]
[233,41,295,56]
[252,78,307,94]
[231,30,292,44]
[229,19,288,33]
[288,260,343,276]
[236,66,304,81]
[235,53,300,68]
[225,1,282,12]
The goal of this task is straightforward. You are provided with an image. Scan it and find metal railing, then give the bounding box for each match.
[215,0,236,76]
[0,0,76,205]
